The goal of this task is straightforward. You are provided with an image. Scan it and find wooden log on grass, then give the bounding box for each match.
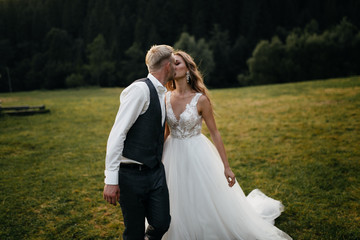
[0,104,50,116]
[0,105,46,111]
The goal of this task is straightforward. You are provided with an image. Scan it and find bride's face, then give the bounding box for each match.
[174,55,188,80]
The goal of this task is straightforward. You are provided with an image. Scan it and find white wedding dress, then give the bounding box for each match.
[161,92,292,240]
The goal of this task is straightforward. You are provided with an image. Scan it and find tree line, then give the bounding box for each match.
[242,18,360,86]
[0,0,359,92]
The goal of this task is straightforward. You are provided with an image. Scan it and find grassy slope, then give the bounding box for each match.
[0,76,359,239]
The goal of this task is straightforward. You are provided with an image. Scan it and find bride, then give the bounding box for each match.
[161,50,292,240]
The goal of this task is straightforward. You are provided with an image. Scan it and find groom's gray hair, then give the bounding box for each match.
[146,45,174,72]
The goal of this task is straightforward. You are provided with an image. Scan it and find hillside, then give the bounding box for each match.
[0,76,359,239]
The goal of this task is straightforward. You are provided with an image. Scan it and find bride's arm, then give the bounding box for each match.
[164,94,170,141]
[198,95,236,187]
[164,122,170,141]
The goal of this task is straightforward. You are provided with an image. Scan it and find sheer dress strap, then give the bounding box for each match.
[190,93,203,107]
[165,91,171,106]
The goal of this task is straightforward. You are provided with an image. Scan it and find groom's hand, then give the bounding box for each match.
[103,184,120,206]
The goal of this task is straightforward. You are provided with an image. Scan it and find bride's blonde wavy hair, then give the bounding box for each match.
[166,50,212,106]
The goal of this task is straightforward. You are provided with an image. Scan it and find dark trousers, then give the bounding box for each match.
[119,163,171,240]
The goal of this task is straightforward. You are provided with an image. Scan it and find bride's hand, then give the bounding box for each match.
[224,167,236,187]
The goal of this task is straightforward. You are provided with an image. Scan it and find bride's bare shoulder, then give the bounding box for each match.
[198,94,210,104]
[197,94,212,113]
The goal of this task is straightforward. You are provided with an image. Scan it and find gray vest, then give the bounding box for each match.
[122,78,165,168]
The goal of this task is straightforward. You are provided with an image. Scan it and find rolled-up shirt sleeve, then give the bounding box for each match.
[104,83,148,185]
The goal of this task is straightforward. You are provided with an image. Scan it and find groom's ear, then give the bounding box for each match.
[165,61,171,71]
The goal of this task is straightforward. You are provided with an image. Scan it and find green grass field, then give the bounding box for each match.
[1,76,359,239]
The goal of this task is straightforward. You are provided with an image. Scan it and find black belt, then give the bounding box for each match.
[120,163,152,171]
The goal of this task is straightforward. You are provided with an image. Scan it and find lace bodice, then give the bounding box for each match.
[166,92,203,139]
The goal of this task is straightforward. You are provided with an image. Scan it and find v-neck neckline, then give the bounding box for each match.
[169,92,198,122]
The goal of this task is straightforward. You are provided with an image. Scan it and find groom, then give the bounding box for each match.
[103,45,175,240]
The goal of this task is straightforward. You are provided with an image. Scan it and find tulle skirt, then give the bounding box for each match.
[161,134,292,240]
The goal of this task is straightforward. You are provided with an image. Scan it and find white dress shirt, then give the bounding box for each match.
[104,73,167,185]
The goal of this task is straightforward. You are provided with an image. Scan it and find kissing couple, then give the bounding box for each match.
[103,45,292,240]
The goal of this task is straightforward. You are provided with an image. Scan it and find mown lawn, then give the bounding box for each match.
[0,76,359,239]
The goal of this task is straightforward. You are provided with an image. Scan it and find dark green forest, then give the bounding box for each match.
[1,0,360,92]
